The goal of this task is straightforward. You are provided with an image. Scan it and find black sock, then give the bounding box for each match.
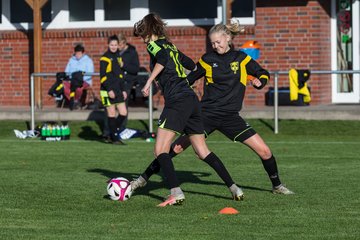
[203,152,234,188]
[108,117,118,141]
[157,153,179,189]
[116,115,126,131]
[141,147,178,181]
[261,155,281,187]
[142,159,161,181]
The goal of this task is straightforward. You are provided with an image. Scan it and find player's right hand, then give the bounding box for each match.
[108,90,115,99]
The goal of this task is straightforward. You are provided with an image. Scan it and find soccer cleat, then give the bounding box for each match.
[130,176,147,192]
[272,185,295,195]
[230,185,245,201]
[157,194,185,207]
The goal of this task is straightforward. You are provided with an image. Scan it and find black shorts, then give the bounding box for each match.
[100,88,125,107]
[202,111,257,142]
[158,95,204,135]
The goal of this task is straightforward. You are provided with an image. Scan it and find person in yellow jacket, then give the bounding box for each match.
[100,35,128,145]
[289,68,311,103]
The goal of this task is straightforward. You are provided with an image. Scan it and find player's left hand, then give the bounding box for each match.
[251,78,262,88]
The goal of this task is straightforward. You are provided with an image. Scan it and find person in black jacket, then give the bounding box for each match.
[133,13,243,207]
[100,35,127,145]
[118,33,140,128]
[118,33,140,93]
[131,21,294,196]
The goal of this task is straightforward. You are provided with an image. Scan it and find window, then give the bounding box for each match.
[149,0,217,19]
[104,0,130,20]
[336,0,353,93]
[232,0,254,18]
[69,0,95,21]
[231,0,255,25]
[10,0,51,23]
[1,0,255,30]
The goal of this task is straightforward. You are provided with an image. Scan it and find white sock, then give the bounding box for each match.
[171,187,184,196]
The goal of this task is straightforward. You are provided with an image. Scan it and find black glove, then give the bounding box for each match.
[71,71,84,89]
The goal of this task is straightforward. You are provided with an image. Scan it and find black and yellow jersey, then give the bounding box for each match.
[99,50,125,92]
[188,49,270,116]
[146,38,196,102]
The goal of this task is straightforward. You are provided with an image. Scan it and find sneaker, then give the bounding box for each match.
[230,185,245,201]
[130,176,147,192]
[157,194,185,207]
[272,185,294,195]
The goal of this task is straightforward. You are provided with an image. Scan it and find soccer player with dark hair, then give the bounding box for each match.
[100,35,128,145]
[133,13,243,207]
[132,20,294,196]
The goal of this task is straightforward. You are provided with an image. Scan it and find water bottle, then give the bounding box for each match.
[60,125,65,140]
[68,125,71,139]
[41,124,46,140]
[56,125,61,137]
[51,125,56,137]
[46,124,51,137]
[63,125,70,140]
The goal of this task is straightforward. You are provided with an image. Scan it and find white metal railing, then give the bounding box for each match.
[30,72,153,133]
[270,70,360,134]
[30,70,360,134]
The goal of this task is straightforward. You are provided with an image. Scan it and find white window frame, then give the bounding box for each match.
[0,0,255,30]
[230,0,256,26]
[331,0,360,103]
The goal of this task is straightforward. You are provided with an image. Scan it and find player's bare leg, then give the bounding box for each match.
[243,134,294,194]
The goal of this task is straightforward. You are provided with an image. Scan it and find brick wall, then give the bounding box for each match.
[252,0,332,105]
[0,0,331,108]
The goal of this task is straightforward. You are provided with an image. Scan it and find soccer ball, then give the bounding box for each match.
[106,177,132,201]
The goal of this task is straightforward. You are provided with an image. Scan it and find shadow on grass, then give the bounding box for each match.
[259,119,275,132]
[77,124,112,144]
[87,168,269,201]
[78,126,102,141]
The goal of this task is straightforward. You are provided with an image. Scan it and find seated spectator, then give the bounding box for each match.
[64,44,94,110]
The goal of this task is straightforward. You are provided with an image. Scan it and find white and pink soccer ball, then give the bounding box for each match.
[106,177,132,201]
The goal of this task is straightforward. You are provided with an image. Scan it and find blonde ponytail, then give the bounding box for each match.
[209,19,244,45]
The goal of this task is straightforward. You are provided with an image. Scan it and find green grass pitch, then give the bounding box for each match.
[0,119,359,240]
